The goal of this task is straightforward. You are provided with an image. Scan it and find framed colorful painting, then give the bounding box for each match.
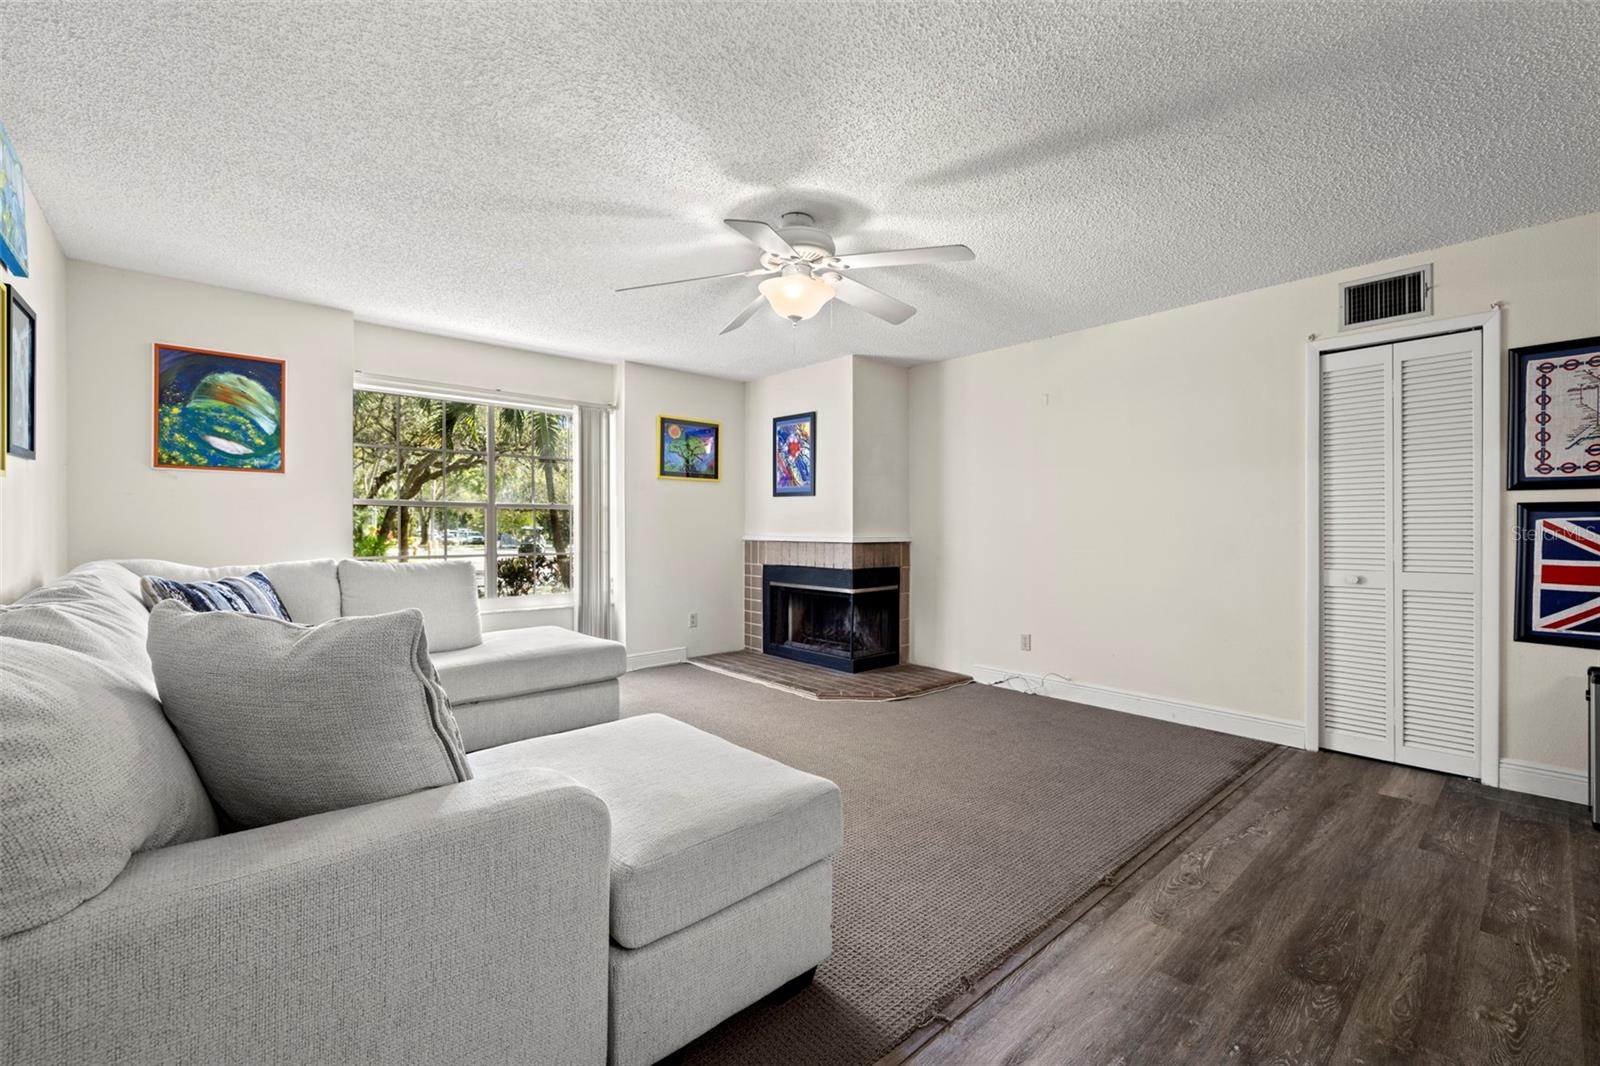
[773,411,815,496]
[1515,502,1600,649]
[657,415,719,481]
[0,284,6,474]
[153,343,285,472]
[1508,335,1600,489]
[6,285,35,459]
[0,121,27,278]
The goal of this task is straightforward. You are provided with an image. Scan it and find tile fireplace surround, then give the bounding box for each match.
[744,540,911,665]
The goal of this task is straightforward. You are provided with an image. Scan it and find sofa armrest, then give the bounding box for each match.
[2,768,611,1066]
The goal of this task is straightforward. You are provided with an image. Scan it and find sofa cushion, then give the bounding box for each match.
[452,680,620,752]
[148,603,472,828]
[431,627,627,705]
[471,714,842,949]
[1,611,219,936]
[338,559,482,653]
[116,559,342,624]
[141,571,292,620]
[8,562,159,674]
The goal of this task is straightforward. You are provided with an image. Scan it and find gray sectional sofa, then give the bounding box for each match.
[117,557,629,750]
[1,560,842,1066]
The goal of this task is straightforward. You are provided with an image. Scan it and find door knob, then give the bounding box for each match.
[1344,575,1365,585]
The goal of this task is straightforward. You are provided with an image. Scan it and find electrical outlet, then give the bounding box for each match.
[1020,633,1032,651]
[688,612,699,629]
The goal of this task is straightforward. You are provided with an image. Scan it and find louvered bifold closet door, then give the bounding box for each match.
[1393,332,1480,776]
[1319,345,1394,761]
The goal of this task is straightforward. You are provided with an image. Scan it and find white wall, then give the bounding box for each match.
[60,269,618,631]
[743,353,910,542]
[851,356,910,540]
[910,212,1600,775]
[618,360,744,659]
[744,354,854,540]
[354,322,614,407]
[0,186,69,601]
[65,262,354,567]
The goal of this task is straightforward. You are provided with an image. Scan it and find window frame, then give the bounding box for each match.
[352,386,577,605]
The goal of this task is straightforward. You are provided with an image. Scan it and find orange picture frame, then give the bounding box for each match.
[152,342,286,473]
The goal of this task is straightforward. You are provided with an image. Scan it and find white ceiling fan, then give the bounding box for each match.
[616,212,975,334]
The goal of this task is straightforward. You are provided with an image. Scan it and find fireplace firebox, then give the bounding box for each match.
[762,564,900,673]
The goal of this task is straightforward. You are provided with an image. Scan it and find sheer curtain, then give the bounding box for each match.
[575,404,613,638]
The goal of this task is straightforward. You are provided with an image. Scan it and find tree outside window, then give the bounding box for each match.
[351,390,574,599]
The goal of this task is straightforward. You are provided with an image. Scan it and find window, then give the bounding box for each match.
[352,389,574,600]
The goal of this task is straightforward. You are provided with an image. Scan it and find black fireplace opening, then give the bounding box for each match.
[763,564,900,673]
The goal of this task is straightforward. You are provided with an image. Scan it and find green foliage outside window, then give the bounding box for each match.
[351,390,574,597]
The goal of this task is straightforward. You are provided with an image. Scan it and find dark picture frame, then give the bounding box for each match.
[773,411,816,497]
[1507,335,1600,490]
[5,284,36,460]
[1514,501,1600,649]
[656,415,719,481]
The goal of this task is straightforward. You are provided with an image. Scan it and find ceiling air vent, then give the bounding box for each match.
[1338,264,1432,330]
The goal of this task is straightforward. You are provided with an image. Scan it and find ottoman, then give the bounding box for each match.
[470,714,843,1065]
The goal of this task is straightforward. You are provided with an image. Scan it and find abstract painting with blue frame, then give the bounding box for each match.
[773,411,815,496]
[657,415,719,481]
[0,122,27,277]
[1514,502,1600,649]
[153,343,285,472]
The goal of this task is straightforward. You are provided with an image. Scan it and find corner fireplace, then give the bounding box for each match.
[762,564,900,673]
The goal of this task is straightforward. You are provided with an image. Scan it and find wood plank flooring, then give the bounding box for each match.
[898,749,1597,1065]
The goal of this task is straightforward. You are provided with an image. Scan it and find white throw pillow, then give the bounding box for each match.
[337,558,483,652]
[147,603,471,828]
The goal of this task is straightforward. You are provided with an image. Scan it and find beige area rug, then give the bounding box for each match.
[691,650,971,701]
[620,665,1276,1066]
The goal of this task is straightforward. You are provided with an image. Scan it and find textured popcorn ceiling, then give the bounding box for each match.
[1,2,1597,380]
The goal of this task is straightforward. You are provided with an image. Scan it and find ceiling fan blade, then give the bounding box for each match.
[616,267,772,293]
[724,219,798,258]
[829,244,975,271]
[719,293,770,335]
[830,275,916,325]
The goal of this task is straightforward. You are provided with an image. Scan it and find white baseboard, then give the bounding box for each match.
[627,647,687,671]
[1497,758,1590,806]
[969,666,1306,748]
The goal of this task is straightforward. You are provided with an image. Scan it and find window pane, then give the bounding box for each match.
[397,396,444,448]
[533,459,572,504]
[530,412,573,458]
[353,447,399,500]
[397,506,445,560]
[497,554,571,597]
[396,450,441,500]
[443,453,488,502]
[493,407,534,453]
[443,508,486,553]
[353,391,396,445]
[439,507,487,598]
[495,456,533,503]
[444,402,487,450]
[352,505,397,557]
[496,506,572,596]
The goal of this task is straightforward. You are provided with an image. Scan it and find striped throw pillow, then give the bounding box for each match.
[140,572,293,622]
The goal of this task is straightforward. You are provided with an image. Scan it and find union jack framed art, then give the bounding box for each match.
[1508,336,1600,490]
[1515,503,1600,649]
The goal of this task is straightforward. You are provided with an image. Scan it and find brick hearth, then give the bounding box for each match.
[744,540,910,664]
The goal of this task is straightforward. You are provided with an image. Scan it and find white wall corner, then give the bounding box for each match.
[627,647,688,671]
[1496,758,1589,806]
[968,666,1306,748]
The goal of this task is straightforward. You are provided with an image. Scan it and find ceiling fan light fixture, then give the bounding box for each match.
[758,270,835,322]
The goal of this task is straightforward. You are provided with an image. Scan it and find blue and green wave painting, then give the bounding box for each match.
[156,347,283,471]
